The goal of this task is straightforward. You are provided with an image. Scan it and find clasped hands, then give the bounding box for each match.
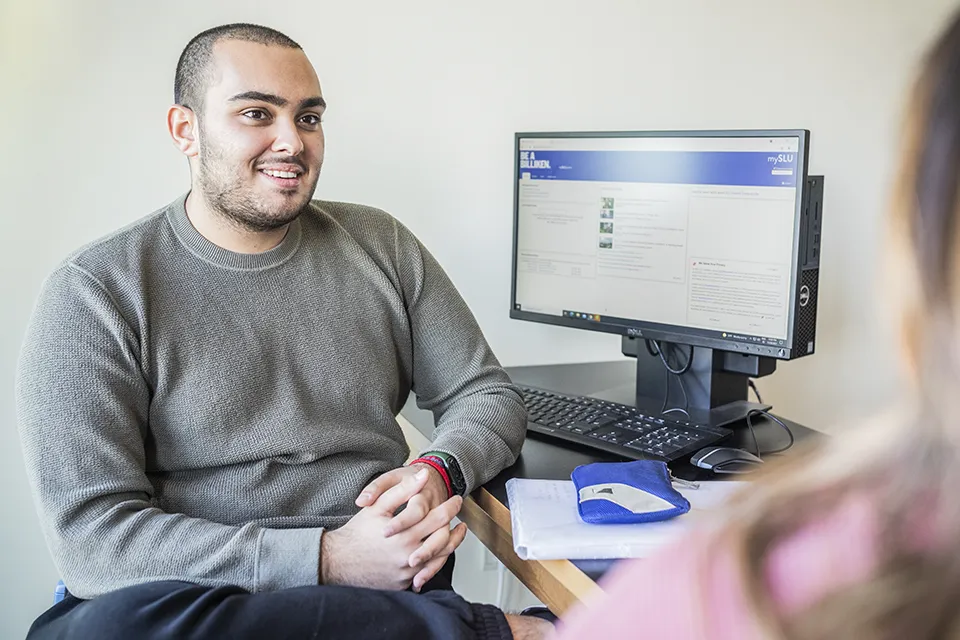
[320,464,467,592]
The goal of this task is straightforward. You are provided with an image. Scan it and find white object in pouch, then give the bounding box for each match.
[578,482,677,514]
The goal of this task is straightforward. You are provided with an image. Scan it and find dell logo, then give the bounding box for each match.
[626,327,643,337]
[799,285,810,307]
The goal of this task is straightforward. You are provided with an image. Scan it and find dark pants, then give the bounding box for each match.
[28,557,512,640]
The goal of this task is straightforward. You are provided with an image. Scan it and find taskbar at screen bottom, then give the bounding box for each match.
[556,308,791,354]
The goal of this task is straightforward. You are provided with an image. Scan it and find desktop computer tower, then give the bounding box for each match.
[794,174,824,357]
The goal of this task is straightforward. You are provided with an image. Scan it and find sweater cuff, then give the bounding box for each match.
[470,602,513,640]
[424,438,479,495]
[255,527,323,592]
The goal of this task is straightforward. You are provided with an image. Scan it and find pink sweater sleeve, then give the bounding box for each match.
[552,494,879,639]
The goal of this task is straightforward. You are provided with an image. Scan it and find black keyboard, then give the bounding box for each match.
[519,385,732,463]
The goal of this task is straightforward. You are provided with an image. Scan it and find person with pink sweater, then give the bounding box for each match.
[554,10,960,640]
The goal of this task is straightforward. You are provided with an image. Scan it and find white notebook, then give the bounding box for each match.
[506,478,746,561]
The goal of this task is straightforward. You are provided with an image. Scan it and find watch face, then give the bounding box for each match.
[429,451,466,495]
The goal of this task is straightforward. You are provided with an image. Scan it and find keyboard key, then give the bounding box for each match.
[587,416,616,428]
[588,427,639,445]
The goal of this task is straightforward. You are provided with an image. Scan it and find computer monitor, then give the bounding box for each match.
[510,130,824,426]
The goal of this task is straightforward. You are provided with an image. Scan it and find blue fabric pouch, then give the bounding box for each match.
[571,460,691,524]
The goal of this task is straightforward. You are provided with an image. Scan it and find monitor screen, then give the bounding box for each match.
[511,130,810,354]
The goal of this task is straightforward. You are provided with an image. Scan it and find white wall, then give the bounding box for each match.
[2,0,957,635]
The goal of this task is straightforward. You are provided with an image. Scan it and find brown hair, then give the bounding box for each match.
[174,23,301,114]
[718,11,960,639]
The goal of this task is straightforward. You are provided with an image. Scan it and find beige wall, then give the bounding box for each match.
[2,0,957,635]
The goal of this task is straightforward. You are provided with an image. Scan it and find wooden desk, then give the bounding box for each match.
[400,360,821,615]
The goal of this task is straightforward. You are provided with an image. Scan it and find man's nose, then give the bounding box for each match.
[271,118,304,156]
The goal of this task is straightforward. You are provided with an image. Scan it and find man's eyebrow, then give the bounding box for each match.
[300,96,326,111]
[228,91,288,107]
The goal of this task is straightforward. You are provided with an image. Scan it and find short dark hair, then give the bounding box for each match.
[174,23,302,113]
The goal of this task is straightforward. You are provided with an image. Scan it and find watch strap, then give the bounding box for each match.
[420,450,467,496]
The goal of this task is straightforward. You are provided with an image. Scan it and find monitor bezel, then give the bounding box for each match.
[509,128,811,360]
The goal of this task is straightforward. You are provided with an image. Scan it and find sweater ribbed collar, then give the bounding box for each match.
[166,193,303,271]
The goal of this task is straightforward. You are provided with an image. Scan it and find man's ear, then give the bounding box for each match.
[168,104,199,157]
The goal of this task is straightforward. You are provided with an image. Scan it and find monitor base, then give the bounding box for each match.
[620,338,777,428]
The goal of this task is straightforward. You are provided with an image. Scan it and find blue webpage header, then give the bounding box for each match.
[518,150,798,188]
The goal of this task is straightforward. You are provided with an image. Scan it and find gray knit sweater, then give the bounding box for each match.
[16,195,526,599]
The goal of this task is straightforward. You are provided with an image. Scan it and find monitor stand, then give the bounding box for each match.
[621,337,774,429]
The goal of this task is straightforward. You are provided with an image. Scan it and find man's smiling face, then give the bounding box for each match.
[192,39,326,231]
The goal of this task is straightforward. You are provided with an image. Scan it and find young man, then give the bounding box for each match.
[17,23,548,639]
